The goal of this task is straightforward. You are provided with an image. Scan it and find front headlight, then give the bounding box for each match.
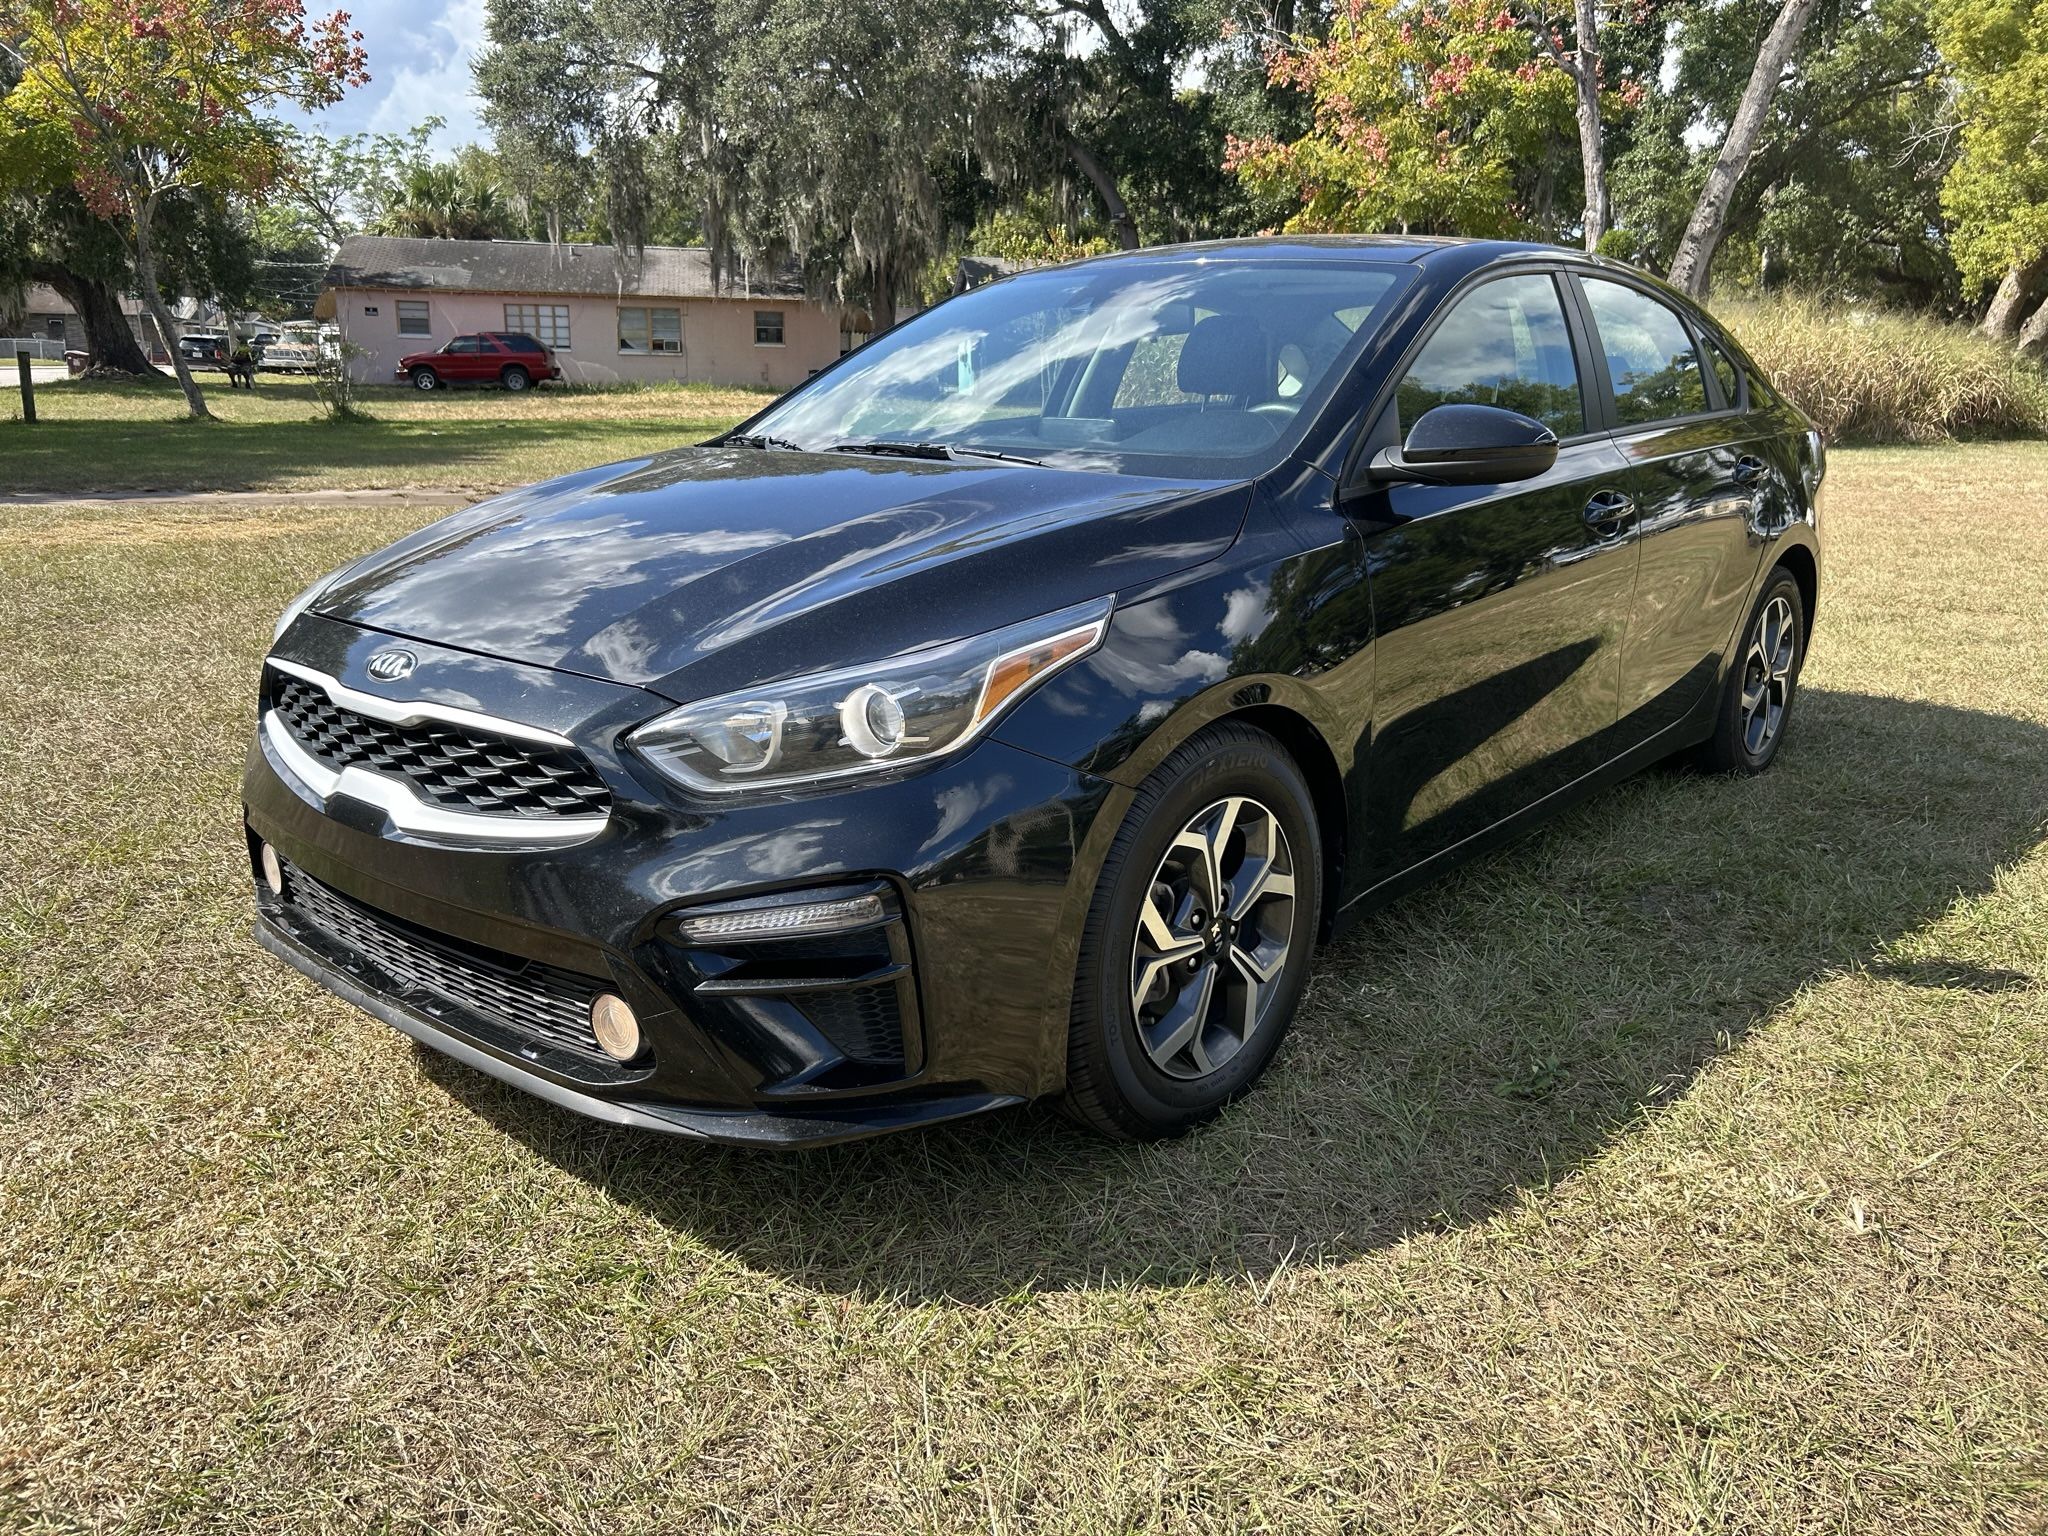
[629,598,1113,794]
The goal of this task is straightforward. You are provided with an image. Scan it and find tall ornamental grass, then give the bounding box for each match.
[1717,292,2048,444]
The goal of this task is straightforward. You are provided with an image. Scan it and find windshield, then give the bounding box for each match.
[748,257,1411,475]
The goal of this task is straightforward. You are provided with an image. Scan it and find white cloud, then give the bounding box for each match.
[281,0,488,151]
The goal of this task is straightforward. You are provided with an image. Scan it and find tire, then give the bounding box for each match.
[410,368,440,392]
[1062,722,1322,1140]
[1699,564,1806,774]
[501,365,531,392]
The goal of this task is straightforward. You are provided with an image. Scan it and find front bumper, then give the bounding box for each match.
[244,620,1129,1146]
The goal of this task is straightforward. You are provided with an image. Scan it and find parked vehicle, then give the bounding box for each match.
[261,325,325,374]
[248,238,1823,1148]
[177,329,229,368]
[397,332,560,392]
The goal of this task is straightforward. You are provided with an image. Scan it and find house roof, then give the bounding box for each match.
[320,236,807,302]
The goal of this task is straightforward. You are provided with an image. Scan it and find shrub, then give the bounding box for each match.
[1716,292,2048,444]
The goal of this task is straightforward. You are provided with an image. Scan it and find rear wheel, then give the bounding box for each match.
[501,365,531,392]
[1062,722,1321,1140]
[410,367,440,392]
[1699,565,1806,773]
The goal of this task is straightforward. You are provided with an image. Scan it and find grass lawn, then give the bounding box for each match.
[4,444,2048,1530]
[0,375,777,495]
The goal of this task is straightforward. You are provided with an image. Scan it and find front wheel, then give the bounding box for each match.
[1699,565,1807,773]
[410,367,440,392]
[1062,722,1322,1141]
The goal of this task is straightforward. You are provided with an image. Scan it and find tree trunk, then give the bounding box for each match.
[2015,291,2048,358]
[1982,253,2048,339]
[130,210,210,419]
[1572,0,1608,251]
[1067,136,1140,251]
[1667,0,1821,299]
[868,251,896,335]
[31,263,162,377]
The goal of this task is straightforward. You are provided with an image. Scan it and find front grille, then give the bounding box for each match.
[280,862,611,1062]
[270,673,610,820]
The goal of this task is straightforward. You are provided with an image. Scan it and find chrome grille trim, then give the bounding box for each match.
[261,658,610,847]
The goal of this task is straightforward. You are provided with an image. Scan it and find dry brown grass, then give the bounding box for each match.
[4,445,2048,1531]
[1722,293,2048,444]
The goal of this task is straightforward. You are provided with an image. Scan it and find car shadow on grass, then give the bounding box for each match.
[416,687,2048,1301]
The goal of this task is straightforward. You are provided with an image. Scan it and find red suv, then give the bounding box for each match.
[397,332,561,392]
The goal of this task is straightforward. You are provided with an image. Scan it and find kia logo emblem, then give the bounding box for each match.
[366,649,418,682]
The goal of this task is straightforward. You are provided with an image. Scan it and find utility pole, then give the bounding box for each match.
[15,349,35,424]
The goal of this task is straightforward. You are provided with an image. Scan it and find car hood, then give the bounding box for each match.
[314,445,1249,700]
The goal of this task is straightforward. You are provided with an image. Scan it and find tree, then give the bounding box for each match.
[270,118,440,247]
[1515,0,1617,249]
[0,184,159,371]
[1667,0,1824,296]
[1225,0,1578,238]
[1936,0,2048,338]
[1603,0,1950,303]
[0,0,368,418]
[373,159,511,240]
[478,0,999,331]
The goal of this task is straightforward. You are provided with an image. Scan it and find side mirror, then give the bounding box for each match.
[1368,403,1560,487]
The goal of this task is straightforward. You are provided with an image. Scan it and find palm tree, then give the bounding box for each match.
[374,164,510,240]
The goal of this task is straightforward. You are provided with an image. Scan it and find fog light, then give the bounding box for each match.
[590,993,642,1061]
[673,890,887,943]
[260,842,284,897]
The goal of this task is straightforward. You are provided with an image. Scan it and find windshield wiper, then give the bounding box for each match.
[725,431,809,451]
[824,440,1044,467]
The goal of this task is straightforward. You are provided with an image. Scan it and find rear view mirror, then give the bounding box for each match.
[1370,404,1559,487]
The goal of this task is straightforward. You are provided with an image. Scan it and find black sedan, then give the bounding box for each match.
[245,237,1823,1146]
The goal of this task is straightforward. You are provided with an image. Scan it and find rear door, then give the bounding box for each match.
[1357,269,1642,880]
[1570,275,1769,743]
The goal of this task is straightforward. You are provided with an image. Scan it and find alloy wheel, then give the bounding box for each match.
[1129,795,1297,1081]
[1739,594,1798,757]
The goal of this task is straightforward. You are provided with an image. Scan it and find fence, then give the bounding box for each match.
[3,338,72,362]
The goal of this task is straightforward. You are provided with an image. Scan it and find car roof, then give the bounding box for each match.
[1040,234,1610,275]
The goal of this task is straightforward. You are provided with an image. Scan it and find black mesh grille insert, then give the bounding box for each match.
[798,985,904,1064]
[280,862,610,1061]
[270,672,610,820]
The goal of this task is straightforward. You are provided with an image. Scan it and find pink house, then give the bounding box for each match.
[314,236,866,391]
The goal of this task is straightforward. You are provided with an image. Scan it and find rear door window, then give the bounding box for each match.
[1581,279,1710,426]
[1397,273,1584,438]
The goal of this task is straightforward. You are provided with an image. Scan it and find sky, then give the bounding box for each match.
[278,0,490,153]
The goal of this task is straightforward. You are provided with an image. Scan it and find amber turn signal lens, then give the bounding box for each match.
[975,623,1104,724]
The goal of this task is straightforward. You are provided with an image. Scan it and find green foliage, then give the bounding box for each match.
[373,160,513,240]
[1225,0,1576,238]
[1723,290,2048,440]
[1937,0,2048,292]
[478,0,999,325]
[1607,0,1952,304]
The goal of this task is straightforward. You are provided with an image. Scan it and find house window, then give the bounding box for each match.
[618,306,682,354]
[754,311,785,346]
[396,300,429,335]
[504,303,570,350]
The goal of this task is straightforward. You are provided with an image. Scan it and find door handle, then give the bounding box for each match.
[1584,489,1636,533]
[1733,453,1767,486]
